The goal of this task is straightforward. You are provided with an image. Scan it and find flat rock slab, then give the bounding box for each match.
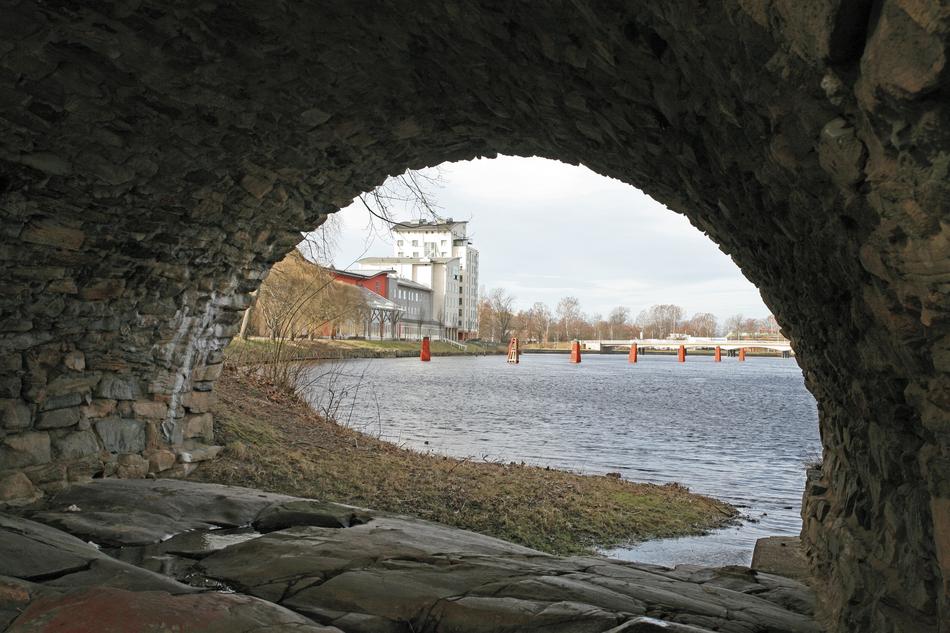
[200,518,819,633]
[0,514,196,595]
[5,586,342,633]
[29,479,300,545]
[7,479,821,633]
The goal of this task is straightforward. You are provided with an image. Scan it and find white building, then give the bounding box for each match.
[388,219,479,340]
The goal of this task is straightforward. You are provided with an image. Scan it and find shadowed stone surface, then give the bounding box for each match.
[1,480,818,633]
[6,586,341,633]
[0,3,947,631]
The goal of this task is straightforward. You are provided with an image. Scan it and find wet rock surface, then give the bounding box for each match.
[0,480,818,632]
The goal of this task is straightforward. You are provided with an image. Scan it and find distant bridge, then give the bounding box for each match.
[580,338,794,354]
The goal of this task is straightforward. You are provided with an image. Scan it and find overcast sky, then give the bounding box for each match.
[320,156,769,322]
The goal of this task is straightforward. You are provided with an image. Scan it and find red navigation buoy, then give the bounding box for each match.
[420,336,431,362]
[714,346,721,362]
[738,347,746,362]
[628,342,638,364]
[678,344,686,362]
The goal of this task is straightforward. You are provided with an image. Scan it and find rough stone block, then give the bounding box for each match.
[0,431,51,469]
[772,0,872,66]
[39,392,83,412]
[94,418,146,454]
[20,219,85,250]
[96,375,142,400]
[183,413,214,441]
[860,1,947,100]
[67,458,104,483]
[0,354,22,372]
[818,118,867,188]
[47,278,78,294]
[53,430,101,460]
[752,536,811,581]
[63,350,85,371]
[182,390,216,413]
[24,462,67,485]
[116,453,149,479]
[0,376,21,399]
[146,449,176,473]
[177,442,224,463]
[80,399,116,420]
[36,406,81,429]
[132,400,168,419]
[0,471,40,505]
[45,372,100,398]
[79,278,126,301]
[0,399,32,429]
[192,363,223,382]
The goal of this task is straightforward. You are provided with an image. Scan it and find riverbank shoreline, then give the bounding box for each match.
[226,337,506,362]
[194,367,738,556]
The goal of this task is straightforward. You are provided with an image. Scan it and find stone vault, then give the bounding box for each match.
[0,2,947,632]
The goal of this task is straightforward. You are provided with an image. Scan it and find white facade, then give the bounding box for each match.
[389,219,479,339]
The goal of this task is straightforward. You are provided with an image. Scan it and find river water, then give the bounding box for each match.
[300,353,820,566]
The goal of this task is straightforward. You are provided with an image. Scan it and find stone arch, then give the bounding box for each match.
[0,2,946,631]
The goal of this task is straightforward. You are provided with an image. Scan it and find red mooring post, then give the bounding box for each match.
[677,344,686,362]
[570,340,582,363]
[628,342,638,364]
[714,346,722,362]
[420,336,431,362]
[738,347,746,362]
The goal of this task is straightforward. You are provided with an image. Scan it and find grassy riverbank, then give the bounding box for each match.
[194,367,738,555]
[227,337,505,361]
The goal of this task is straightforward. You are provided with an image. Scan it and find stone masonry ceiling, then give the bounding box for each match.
[0,2,947,632]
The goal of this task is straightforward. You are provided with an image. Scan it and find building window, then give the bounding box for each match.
[397,240,403,246]
[412,240,418,246]
[397,252,403,257]
[413,252,418,257]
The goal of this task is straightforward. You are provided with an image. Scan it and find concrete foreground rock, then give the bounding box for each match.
[0,480,818,633]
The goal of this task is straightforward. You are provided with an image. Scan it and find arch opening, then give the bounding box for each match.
[0,3,946,631]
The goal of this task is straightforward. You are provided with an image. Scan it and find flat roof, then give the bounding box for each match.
[392,219,466,231]
[330,268,390,280]
[394,278,432,292]
[358,256,459,264]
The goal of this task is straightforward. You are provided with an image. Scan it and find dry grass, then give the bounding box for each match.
[194,368,738,555]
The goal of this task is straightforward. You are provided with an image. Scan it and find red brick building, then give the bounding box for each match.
[329,268,390,298]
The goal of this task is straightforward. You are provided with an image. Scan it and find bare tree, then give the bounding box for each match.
[637,304,684,339]
[530,302,552,344]
[556,296,582,341]
[724,314,744,340]
[607,306,630,339]
[684,312,718,337]
[488,288,517,341]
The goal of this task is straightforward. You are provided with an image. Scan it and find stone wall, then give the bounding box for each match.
[0,2,946,631]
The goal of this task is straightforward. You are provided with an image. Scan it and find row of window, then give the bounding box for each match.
[398,288,422,301]
[396,239,449,247]
[398,251,448,258]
